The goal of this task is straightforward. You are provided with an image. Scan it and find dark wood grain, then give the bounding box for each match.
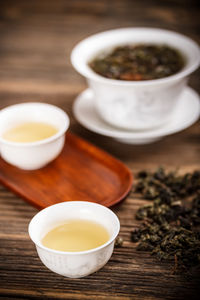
[0,132,133,209]
[0,0,200,299]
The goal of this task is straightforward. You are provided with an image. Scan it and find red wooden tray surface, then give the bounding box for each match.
[0,133,133,209]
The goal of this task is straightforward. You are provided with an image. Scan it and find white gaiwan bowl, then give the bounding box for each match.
[71,27,200,130]
[28,201,120,278]
[0,102,69,170]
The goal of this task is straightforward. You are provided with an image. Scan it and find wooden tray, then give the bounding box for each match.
[0,133,133,209]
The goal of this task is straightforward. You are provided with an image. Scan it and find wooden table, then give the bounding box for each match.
[0,1,199,299]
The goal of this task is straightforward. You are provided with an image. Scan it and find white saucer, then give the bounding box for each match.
[73,87,200,144]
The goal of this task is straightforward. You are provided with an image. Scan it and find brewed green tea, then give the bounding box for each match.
[42,219,110,252]
[3,122,58,143]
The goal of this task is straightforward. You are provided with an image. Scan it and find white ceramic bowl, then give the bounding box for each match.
[28,201,120,278]
[71,27,200,130]
[0,102,69,170]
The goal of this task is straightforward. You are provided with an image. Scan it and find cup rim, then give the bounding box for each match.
[28,201,120,255]
[0,102,70,147]
[71,27,200,86]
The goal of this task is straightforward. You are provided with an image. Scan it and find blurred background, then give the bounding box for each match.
[0,0,199,104]
[0,0,199,164]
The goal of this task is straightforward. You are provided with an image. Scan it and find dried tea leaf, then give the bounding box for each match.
[131,168,200,273]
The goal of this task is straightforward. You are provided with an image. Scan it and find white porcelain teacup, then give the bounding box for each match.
[28,201,120,278]
[71,28,200,130]
[0,102,69,170]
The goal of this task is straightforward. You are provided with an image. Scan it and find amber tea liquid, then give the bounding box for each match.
[42,219,110,252]
[3,122,58,143]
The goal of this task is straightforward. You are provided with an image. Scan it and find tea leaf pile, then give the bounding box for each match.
[131,168,200,272]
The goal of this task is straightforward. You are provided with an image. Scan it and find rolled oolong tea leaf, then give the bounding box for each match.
[89,44,185,81]
[115,236,124,247]
[131,168,200,273]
